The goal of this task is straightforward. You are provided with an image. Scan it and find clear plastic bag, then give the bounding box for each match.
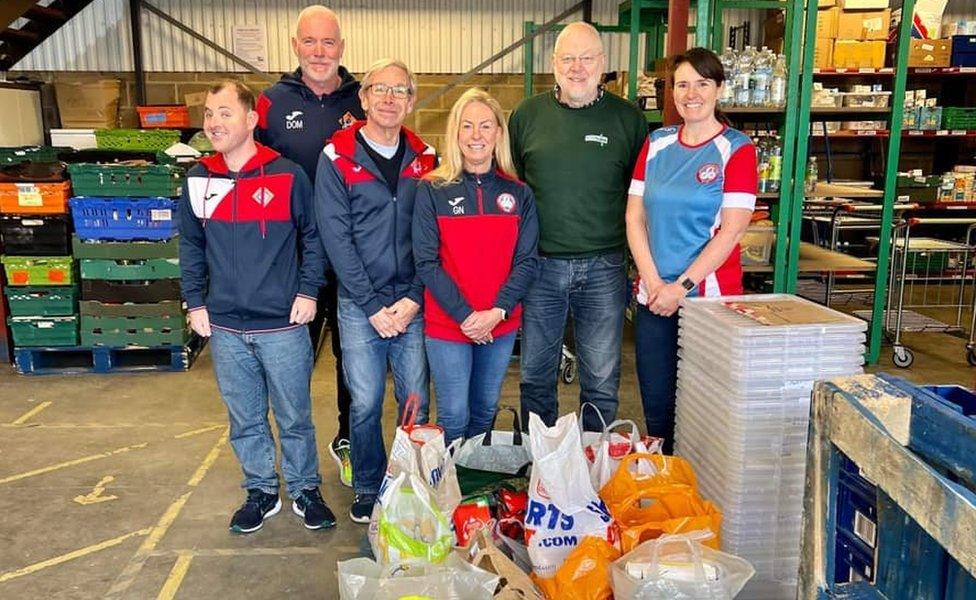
[338,554,500,599]
[611,532,755,600]
[371,472,454,565]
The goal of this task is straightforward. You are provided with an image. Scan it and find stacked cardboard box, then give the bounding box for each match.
[831,0,890,69]
[908,38,952,67]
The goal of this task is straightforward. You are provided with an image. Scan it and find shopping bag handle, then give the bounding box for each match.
[400,393,421,429]
[648,531,714,583]
[578,401,609,433]
[483,405,523,446]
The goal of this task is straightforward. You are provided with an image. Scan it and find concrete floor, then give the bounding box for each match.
[0,320,971,598]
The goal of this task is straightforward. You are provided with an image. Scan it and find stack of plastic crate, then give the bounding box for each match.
[673,294,867,600]
[0,149,78,348]
[68,161,186,349]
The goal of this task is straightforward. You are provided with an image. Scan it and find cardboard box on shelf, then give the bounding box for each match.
[54,80,120,128]
[833,40,886,68]
[821,0,837,7]
[818,8,841,39]
[815,37,835,69]
[764,10,786,41]
[838,0,888,9]
[907,38,952,67]
[837,9,891,40]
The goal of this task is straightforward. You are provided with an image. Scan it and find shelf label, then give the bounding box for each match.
[856,130,877,136]
[951,130,968,136]
[150,209,172,221]
[936,130,949,136]
[857,68,875,73]
[907,130,923,136]
[961,67,976,73]
[14,183,42,207]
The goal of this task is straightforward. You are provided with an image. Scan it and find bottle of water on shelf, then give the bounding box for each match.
[757,138,771,193]
[735,47,754,107]
[750,48,772,107]
[720,47,736,106]
[769,138,783,193]
[770,53,787,108]
[805,156,819,194]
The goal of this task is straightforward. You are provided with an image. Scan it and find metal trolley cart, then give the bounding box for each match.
[866,218,976,368]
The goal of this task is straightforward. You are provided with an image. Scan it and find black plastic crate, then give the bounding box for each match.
[80,278,181,303]
[0,214,72,256]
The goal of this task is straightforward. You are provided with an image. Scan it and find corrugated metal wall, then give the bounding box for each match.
[12,0,770,73]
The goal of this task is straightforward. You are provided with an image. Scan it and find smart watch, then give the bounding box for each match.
[680,277,696,292]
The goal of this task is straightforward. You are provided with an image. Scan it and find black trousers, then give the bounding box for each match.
[309,275,352,442]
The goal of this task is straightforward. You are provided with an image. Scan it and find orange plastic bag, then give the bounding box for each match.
[531,537,621,600]
[613,492,722,553]
[599,453,699,510]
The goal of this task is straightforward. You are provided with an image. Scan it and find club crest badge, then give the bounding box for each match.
[338,111,357,129]
[495,193,516,213]
[696,163,720,184]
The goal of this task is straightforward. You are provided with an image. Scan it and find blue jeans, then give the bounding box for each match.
[426,332,517,444]
[210,325,321,499]
[338,296,430,495]
[519,252,627,431]
[634,307,679,454]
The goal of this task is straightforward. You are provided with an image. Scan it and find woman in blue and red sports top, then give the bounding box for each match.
[625,48,757,453]
[413,88,540,444]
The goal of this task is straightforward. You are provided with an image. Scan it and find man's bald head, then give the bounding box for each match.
[291,5,345,95]
[551,21,606,107]
[553,21,604,57]
[295,5,341,39]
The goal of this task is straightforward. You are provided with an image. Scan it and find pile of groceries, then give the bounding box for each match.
[336,398,756,599]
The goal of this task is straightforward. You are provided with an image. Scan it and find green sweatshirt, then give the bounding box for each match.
[508,90,647,257]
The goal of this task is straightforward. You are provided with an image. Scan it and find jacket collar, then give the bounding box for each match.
[200,142,279,176]
[330,120,432,162]
[281,66,360,100]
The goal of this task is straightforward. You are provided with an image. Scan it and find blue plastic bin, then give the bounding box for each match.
[69,197,178,241]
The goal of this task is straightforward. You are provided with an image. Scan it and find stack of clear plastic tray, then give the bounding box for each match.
[673,295,866,599]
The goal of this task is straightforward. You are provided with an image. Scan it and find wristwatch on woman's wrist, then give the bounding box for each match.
[679,276,695,292]
[496,307,507,320]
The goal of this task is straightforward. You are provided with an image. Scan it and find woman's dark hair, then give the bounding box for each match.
[669,47,730,126]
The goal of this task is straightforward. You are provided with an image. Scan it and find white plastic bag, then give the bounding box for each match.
[454,406,532,476]
[338,554,499,599]
[525,412,618,579]
[611,532,755,600]
[371,472,455,565]
[580,406,660,492]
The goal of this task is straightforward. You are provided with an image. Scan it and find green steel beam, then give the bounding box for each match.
[696,0,711,47]
[629,0,643,100]
[785,0,819,292]
[523,21,535,99]
[710,1,725,51]
[866,0,915,364]
[772,0,804,292]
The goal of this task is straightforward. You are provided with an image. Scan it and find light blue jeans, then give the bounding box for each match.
[338,296,430,495]
[210,325,321,499]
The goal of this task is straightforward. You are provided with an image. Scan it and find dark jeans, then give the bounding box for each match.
[634,306,680,454]
[310,276,353,442]
[519,252,627,432]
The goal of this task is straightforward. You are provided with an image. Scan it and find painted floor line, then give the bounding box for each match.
[9,401,52,426]
[156,553,193,600]
[174,424,225,439]
[0,443,148,485]
[0,528,151,584]
[1,422,225,430]
[150,545,360,558]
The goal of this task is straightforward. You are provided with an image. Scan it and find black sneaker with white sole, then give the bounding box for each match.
[293,487,336,530]
[229,489,281,534]
[349,493,377,524]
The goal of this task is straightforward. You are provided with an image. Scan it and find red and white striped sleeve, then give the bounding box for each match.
[628,136,650,197]
[722,143,757,210]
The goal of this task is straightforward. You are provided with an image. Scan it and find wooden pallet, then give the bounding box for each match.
[800,374,976,599]
[12,334,206,375]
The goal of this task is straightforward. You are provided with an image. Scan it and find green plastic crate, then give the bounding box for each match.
[80,300,186,347]
[4,286,78,316]
[66,163,184,197]
[0,146,66,165]
[72,236,179,259]
[94,129,180,151]
[9,315,79,346]
[79,258,180,280]
[904,251,950,274]
[1,255,74,286]
[942,107,976,130]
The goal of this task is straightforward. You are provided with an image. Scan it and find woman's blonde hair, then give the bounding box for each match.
[426,88,517,186]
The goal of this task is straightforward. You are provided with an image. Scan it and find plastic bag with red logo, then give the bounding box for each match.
[579,404,661,493]
[524,412,618,579]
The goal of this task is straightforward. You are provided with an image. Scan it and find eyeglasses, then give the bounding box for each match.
[556,53,603,68]
[368,83,412,99]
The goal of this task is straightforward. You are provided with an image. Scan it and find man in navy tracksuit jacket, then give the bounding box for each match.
[314,59,436,523]
[254,5,364,490]
[179,81,334,534]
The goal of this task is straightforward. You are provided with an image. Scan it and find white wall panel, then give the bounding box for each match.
[12,0,779,73]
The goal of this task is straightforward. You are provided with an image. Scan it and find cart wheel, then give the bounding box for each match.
[561,359,577,384]
[967,348,976,367]
[892,346,914,369]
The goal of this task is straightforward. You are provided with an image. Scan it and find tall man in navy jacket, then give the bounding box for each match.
[254,5,364,490]
[315,58,436,524]
[180,81,334,534]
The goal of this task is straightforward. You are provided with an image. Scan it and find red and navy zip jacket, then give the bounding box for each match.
[255,67,364,182]
[178,143,326,332]
[413,168,540,342]
[314,121,436,317]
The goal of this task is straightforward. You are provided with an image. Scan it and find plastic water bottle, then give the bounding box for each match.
[805,156,819,194]
[770,53,787,108]
[769,138,783,193]
[735,47,754,107]
[750,48,772,107]
[720,48,736,106]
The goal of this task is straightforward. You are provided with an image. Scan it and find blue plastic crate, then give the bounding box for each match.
[69,197,178,241]
[922,385,976,418]
[836,453,879,585]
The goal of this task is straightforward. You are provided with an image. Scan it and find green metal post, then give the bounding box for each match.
[696,0,711,48]
[628,0,642,101]
[866,0,915,364]
[711,0,725,52]
[785,0,819,292]
[523,21,535,99]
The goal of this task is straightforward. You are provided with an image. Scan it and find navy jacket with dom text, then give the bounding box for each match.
[178,143,326,332]
[255,67,364,182]
[314,121,437,317]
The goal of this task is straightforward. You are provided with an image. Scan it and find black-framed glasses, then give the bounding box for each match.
[368,83,412,99]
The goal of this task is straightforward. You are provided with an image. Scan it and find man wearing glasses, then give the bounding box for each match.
[508,21,647,431]
[314,58,435,524]
[254,5,363,490]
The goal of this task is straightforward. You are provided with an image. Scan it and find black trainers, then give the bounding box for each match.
[292,487,336,530]
[349,493,377,524]
[229,489,281,534]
